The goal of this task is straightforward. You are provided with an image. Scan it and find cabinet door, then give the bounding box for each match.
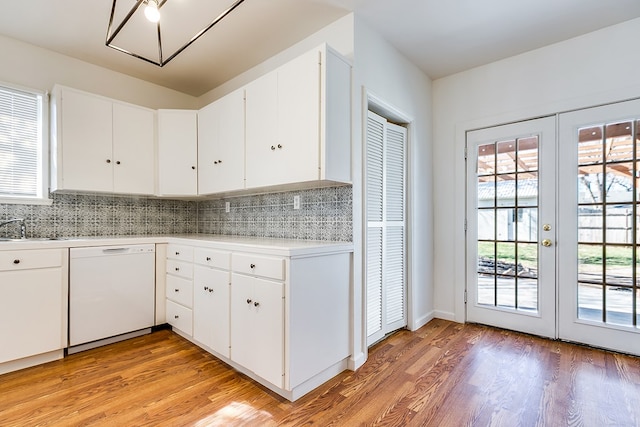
[230,273,254,370]
[230,273,284,388]
[166,299,193,336]
[199,89,245,194]
[245,71,278,188]
[157,110,198,196]
[0,268,65,363]
[193,266,230,357]
[250,276,284,388]
[112,103,155,195]
[275,48,321,184]
[60,88,113,192]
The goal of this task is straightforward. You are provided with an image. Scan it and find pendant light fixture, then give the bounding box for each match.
[144,0,160,23]
[106,0,246,67]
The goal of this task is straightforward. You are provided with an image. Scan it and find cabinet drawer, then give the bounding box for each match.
[166,275,193,308]
[166,299,193,336]
[166,244,193,262]
[232,253,285,281]
[0,249,64,272]
[166,259,193,279]
[194,248,230,269]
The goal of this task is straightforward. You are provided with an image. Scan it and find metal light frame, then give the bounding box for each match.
[106,0,246,67]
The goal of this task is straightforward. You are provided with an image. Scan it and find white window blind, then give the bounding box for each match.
[0,85,43,199]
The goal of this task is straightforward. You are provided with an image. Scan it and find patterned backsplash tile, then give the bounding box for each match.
[0,185,353,242]
[198,186,353,242]
[0,193,197,239]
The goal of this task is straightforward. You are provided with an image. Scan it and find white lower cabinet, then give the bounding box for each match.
[230,273,284,388]
[193,265,230,358]
[166,300,193,336]
[165,244,194,337]
[164,239,351,401]
[0,249,68,374]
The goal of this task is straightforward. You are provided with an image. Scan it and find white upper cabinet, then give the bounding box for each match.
[245,44,351,190]
[112,103,155,194]
[50,86,155,195]
[198,88,245,195]
[157,109,198,197]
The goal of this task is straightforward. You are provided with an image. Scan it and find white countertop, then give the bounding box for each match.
[0,234,353,257]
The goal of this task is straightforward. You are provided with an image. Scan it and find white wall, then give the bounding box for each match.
[432,17,640,322]
[352,15,433,367]
[198,14,355,107]
[0,34,197,109]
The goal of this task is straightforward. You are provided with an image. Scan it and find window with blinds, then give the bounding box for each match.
[0,85,44,200]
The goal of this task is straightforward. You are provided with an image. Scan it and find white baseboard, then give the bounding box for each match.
[410,311,435,331]
[433,310,457,322]
[348,351,366,371]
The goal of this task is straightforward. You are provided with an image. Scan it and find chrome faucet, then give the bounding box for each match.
[0,218,27,239]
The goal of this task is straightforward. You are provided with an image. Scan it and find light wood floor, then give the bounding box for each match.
[1,319,639,426]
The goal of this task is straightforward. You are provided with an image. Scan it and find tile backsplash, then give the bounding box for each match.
[0,186,352,242]
[0,193,197,239]
[198,186,353,241]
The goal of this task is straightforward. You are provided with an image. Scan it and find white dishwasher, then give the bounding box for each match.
[69,244,155,353]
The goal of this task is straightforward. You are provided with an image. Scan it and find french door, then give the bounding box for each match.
[467,100,640,356]
[466,117,557,338]
[558,99,640,355]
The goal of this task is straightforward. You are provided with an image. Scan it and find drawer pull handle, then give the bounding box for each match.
[206,257,211,261]
[204,286,209,291]
[246,299,252,304]
[250,263,256,269]
[175,251,180,255]
[271,145,276,151]
[174,315,179,319]
[13,259,20,264]
[174,289,179,292]
[254,301,260,307]
[175,267,180,271]
[209,288,214,293]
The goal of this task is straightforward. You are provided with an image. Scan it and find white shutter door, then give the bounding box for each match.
[385,226,405,327]
[366,111,385,344]
[384,123,406,331]
[366,112,407,345]
[367,228,383,340]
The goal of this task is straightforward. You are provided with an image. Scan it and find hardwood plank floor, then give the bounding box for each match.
[1,319,639,426]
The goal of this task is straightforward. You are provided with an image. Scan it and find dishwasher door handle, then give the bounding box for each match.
[102,248,130,254]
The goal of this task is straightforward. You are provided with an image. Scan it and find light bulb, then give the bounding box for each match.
[145,0,160,23]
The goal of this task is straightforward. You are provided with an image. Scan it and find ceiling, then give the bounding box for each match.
[1,0,640,97]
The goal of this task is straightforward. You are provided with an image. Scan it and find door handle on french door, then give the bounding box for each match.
[541,239,552,247]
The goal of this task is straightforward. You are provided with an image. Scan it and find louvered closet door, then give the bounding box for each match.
[366,111,407,346]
